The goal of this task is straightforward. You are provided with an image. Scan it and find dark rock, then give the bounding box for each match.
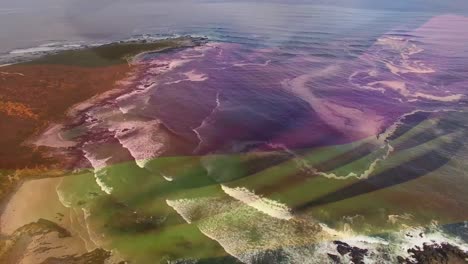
[398,243,468,264]
[14,218,72,238]
[337,244,351,256]
[328,253,342,263]
[334,241,352,256]
[397,256,406,263]
[333,241,368,264]
[40,248,111,264]
[0,219,111,264]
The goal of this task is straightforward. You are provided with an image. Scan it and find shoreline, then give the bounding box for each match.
[0,176,118,263]
[0,36,207,262]
[1,177,69,235]
[0,35,205,162]
[0,34,207,191]
[2,33,468,263]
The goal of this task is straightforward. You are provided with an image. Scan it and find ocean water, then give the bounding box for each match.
[4,1,468,263]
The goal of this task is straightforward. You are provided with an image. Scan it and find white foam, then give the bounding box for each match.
[9,46,59,54]
[163,70,209,85]
[319,109,442,180]
[378,108,464,141]
[384,60,435,75]
[162,174,174,182]
[233,60,271,67]
[388,226,468,261]
[368,81,411,97]
[215,91,221,108]
[318,143,393,180]
[165,196,330,263]
[8,42,86,55]
[192,91,221,153]
[282,66,392,180]
[266,142,311,170]
[165,199,196,224]
[109,120,166,168]
[192,128,205,154]
[94,171,113,195]
[82,149,113,195]
[387,214,414,225]
[56,182,73,209]
[83,150,110,172]
[377,36,435,75]
[377,36,424,56]
[166,194,468,263]
[33,124,77,148]
[81,208,106,248]
[319,217,468,263]
[412,92,464,102]
[0,71,24,76]
[364,81,463,102]
[221,185,293,220]
[282,65,385,140]
[183,70,208,82]
[273,108,449,181]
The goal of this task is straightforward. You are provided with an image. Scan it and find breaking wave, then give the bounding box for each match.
[31,12,468,264]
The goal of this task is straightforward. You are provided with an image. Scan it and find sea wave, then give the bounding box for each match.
[82,145,114,194]
[166,194,468,264]
[221,185,293,220]
[31,13,468,263]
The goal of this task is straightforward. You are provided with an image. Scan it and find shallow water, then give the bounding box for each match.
[3,1,468,263]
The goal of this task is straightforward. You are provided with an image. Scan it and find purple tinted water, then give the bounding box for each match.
[116,15,468,157]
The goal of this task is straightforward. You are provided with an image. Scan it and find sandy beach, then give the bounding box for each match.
[0,176,99,263]
[0,37,206,263]
[1,177,70,234]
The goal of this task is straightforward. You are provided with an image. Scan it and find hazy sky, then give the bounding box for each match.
[2,0,468,11]
[1,0,467,53]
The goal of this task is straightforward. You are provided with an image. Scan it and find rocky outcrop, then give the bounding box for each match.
[397,243,468,264]
[332,241,368,264]
[40,248,111,264]
[0,219,112,264]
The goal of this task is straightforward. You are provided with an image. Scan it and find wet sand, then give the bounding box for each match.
[0,37,205,263]
[0,177,98,263]
[0,36,204,204]
[1,177,70,234]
